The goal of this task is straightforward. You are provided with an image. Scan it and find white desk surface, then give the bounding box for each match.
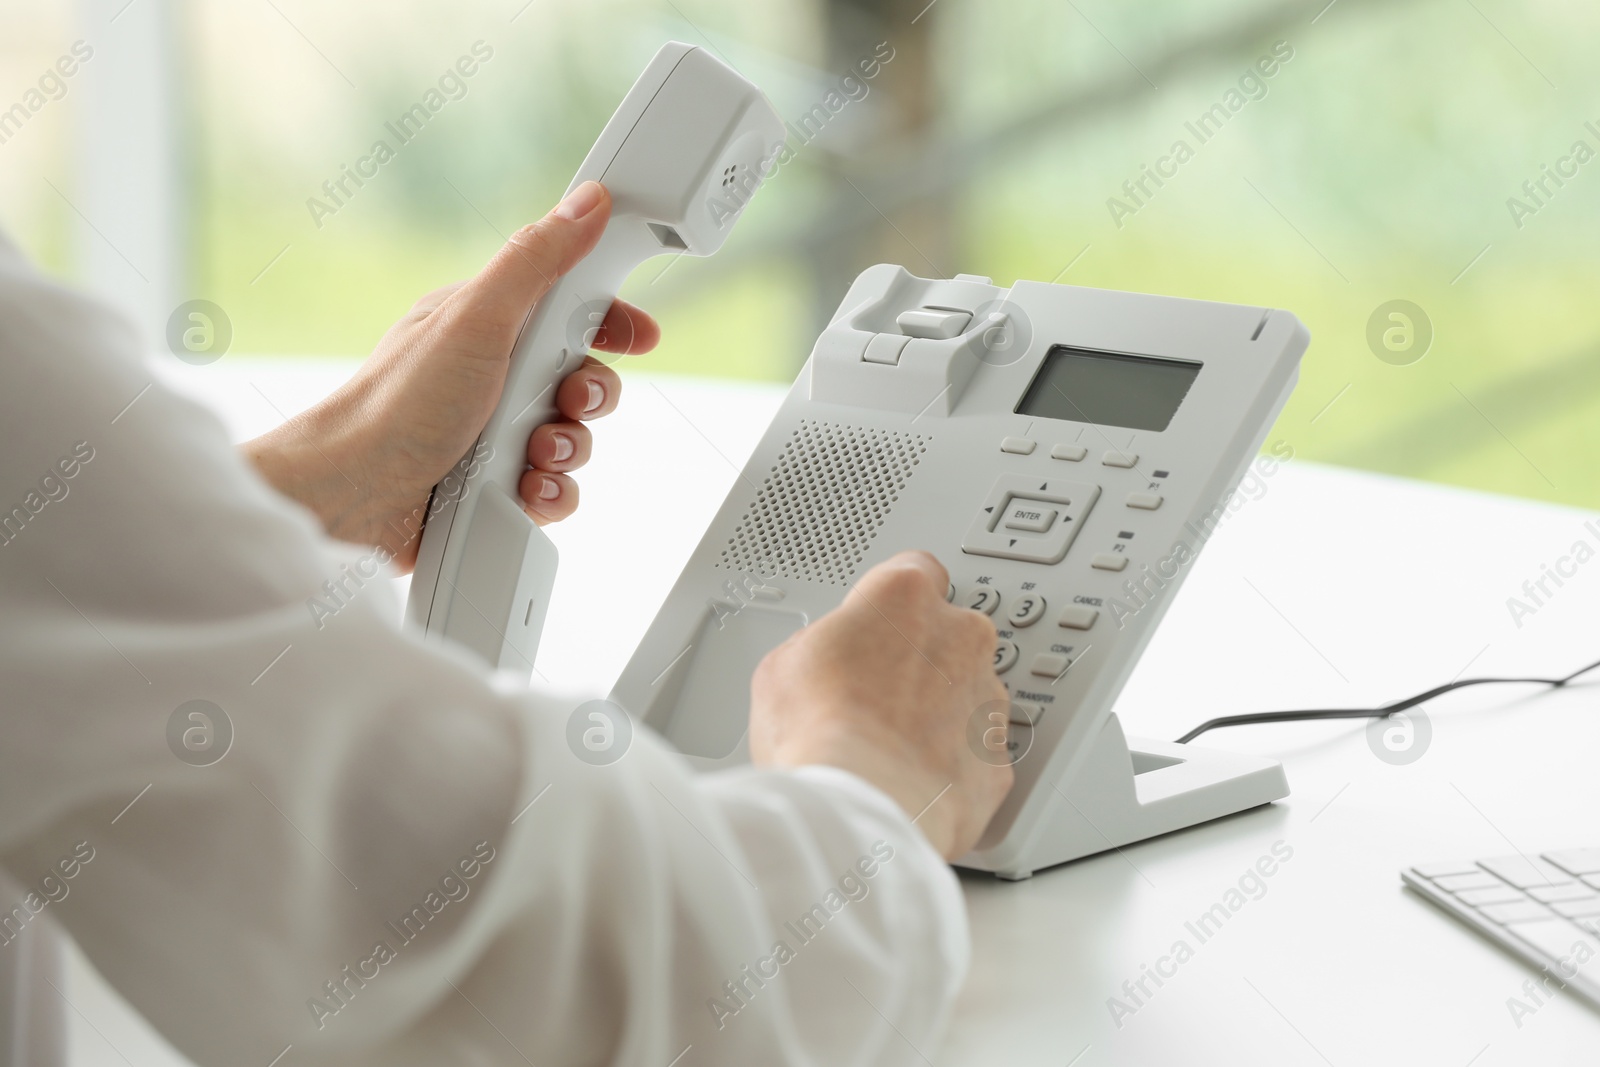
[65,359,1600,1066]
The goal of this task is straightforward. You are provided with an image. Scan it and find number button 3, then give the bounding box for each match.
[1007,595,1045,628]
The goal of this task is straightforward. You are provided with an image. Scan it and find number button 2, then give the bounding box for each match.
[963,586,1001,616]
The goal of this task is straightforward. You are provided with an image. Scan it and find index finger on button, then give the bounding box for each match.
[880,550,950,598]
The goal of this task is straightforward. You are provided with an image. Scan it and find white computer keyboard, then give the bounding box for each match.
[1403,848,1600,1004]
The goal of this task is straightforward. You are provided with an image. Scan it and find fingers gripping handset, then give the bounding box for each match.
[406,43,785,674]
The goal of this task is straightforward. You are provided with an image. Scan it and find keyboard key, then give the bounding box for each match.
[1479,855,1573,888]
[1507,918,1597,960]
[1433,872,1505,893]
[1528,884,1599,904]
[1553,898,1600,919]
[1546,848,1600,876]
[1456,886,1528,907]
[1479,900,1554,925]
[1412,861,1481,880]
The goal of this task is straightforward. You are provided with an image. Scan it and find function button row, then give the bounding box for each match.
[1008,442,1145,468]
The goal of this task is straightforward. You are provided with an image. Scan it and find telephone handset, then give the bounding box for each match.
[406,43,784,673]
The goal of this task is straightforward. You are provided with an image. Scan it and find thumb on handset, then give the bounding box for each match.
[449,181,611,345]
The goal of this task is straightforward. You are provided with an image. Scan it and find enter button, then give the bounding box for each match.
[1002,503,1058,533]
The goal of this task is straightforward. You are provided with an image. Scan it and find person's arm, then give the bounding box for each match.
[0,206,1006,1066]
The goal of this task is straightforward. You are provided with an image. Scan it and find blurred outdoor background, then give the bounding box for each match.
[4,0,1598,508]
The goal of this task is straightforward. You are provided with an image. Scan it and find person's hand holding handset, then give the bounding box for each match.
[245,181,656,569]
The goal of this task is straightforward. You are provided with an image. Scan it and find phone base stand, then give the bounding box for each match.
[989,714,1288,881]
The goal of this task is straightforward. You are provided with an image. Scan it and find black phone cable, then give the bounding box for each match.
[1174,654,1600,744]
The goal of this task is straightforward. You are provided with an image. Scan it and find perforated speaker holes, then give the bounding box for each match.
[717,420,930,585]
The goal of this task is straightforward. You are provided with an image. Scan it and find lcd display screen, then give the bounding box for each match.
[1015,346,1201,432]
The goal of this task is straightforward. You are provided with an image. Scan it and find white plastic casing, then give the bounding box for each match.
[611,265,1308,877]
[406,43,785,674]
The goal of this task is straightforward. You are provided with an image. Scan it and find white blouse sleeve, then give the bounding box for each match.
[0,236,969,1066]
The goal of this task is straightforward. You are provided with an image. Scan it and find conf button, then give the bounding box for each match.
[1029,652,1072,678]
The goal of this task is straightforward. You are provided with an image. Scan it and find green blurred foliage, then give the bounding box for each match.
[5,0,1599,509]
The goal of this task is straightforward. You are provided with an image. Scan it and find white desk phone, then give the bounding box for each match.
[409,43,1311,880]
[612,269,1309,879]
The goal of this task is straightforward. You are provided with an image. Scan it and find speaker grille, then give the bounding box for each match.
[718,420,929,585]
